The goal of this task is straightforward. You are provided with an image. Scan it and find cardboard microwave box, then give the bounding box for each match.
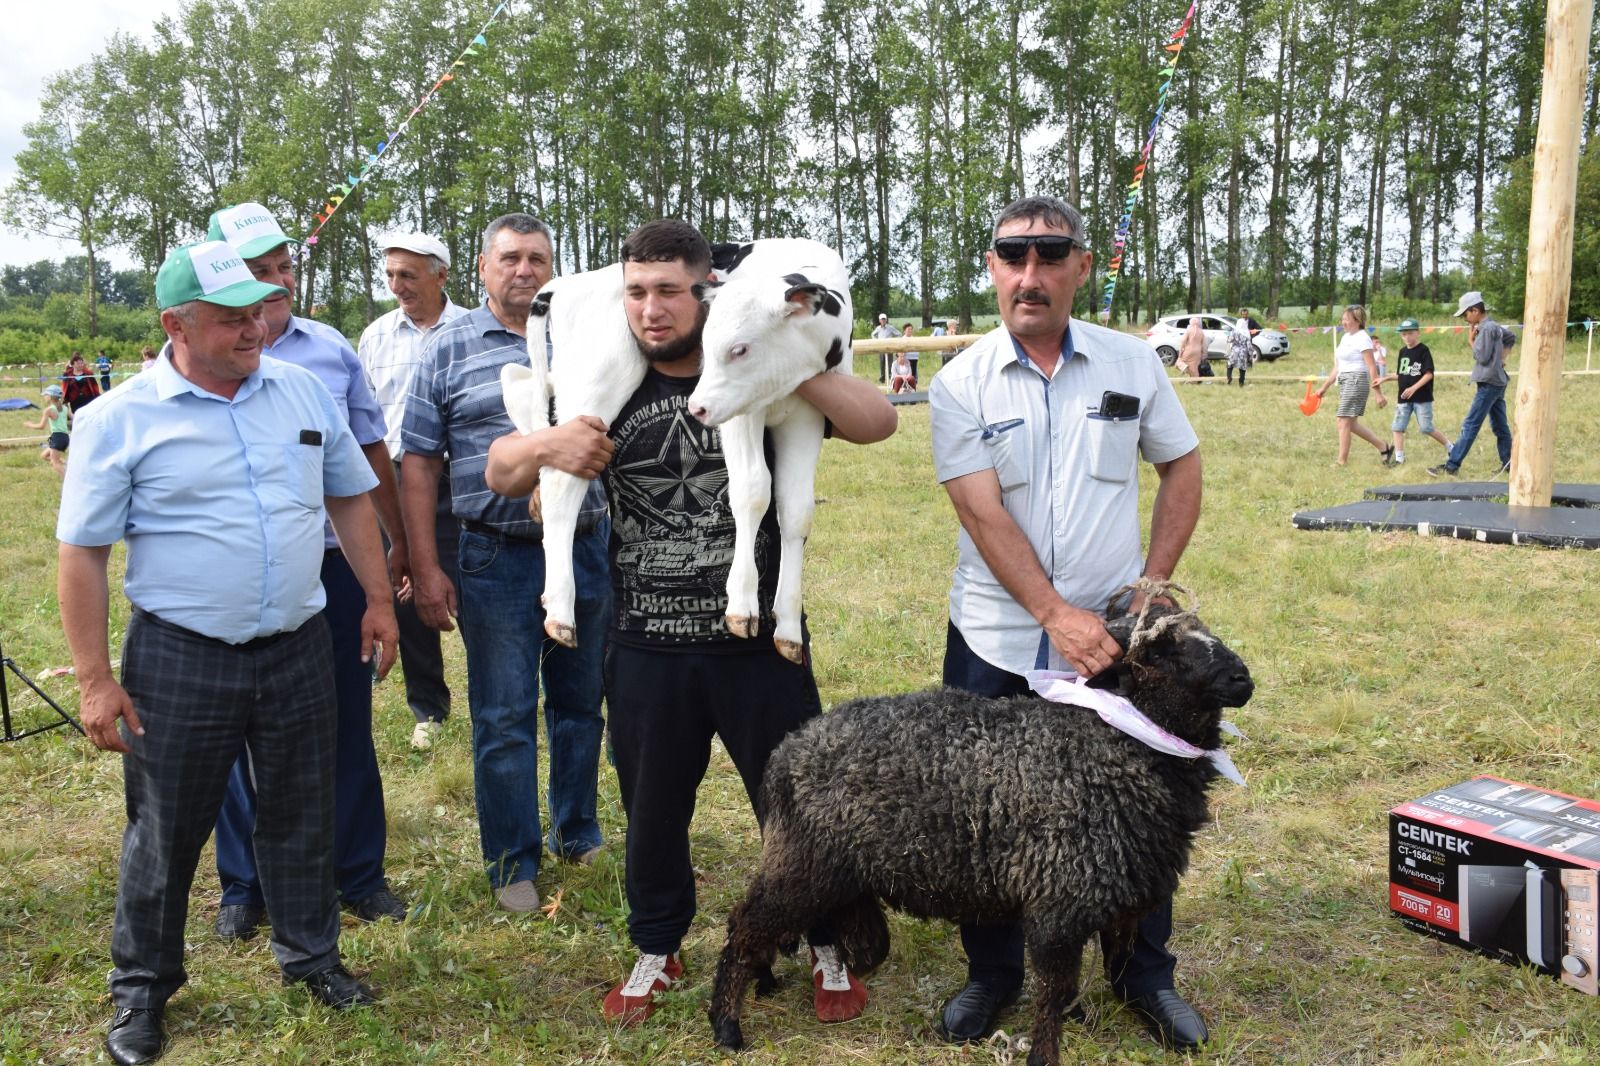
[1389,775,1600,995]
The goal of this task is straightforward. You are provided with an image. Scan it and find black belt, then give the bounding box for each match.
[131,606,310,650]
[459,518,539,544]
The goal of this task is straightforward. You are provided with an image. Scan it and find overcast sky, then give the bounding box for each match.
[0,0,188,271]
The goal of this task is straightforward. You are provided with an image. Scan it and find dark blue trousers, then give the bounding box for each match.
[943,620,1178,998]
[215,550,388,906]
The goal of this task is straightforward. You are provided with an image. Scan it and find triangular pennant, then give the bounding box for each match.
[473,33,488,46]
[1164,42,1183,52]
[339,183,353,195]
[306,235,319,246]
[330,195,344,207]
[462,46,479,57]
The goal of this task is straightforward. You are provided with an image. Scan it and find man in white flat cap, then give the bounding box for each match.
[358,232,468,752]
[871,311,898,382]
[1428,290,1515,478]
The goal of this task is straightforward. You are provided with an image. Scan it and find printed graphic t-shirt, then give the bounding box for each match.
[604,367,780,649]
[1395,343,1435,404]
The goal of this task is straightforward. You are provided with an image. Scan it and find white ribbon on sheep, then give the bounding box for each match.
[1024,670,1247,786]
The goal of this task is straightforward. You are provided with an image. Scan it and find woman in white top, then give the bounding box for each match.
[1314,304,1393,465]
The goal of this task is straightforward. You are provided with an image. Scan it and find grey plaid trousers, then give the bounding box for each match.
[110,608,342,1007]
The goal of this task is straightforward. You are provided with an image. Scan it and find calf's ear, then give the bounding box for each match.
[693,280,724,305]
[781,274,844,319]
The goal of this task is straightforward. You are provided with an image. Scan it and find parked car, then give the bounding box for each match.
[1143,313,1290,365]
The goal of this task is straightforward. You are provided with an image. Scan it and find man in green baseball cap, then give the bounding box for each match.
[62,240,398,1065]
[205,201,413,935]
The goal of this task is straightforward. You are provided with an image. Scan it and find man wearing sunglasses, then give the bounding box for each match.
[928,196,1206,1051]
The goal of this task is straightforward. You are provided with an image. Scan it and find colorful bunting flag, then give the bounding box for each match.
[1099,2,1197,322]
[297,0,512,257]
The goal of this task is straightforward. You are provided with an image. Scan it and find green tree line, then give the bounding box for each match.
[2,0,1593,343]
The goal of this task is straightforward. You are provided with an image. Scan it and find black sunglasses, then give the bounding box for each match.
[991,234,1083,263]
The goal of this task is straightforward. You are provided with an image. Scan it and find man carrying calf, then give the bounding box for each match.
[487,219,896,1026]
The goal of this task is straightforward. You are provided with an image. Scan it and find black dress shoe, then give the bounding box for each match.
[296,963,376,1009]
[214,902,265,940]
[105,1006,165,1065]
[345,886,408,922]
[1124,988,1209,1050]
[937,978,1021,1042]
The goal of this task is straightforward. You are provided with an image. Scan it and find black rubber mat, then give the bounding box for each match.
[1291,499,1600,549]
[1365,482,1600,508]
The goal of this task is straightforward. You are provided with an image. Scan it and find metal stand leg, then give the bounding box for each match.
[0,636,83,742]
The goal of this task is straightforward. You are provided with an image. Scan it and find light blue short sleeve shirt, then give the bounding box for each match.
[929,319,1199,676]
[56,353,378,644]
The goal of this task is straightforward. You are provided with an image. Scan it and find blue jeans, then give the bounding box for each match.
[455,519,610,888]
[1445,384,1511,471]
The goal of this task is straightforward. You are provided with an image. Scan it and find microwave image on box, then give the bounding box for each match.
[1496,818,1571,847]
[1515,792,1578,814]
[1459,865,1528,957]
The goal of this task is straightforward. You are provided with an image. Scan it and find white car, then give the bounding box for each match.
[1143,313,1290,365]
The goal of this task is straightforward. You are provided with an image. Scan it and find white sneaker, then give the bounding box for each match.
[1392,453,1405,465]
[410,719,441,751]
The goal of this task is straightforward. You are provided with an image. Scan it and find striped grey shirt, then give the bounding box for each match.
[401,302,605,537]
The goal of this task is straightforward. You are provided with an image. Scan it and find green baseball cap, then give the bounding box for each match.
[1398,318,1421,331]
[155,241,287,310]
[206,201,300,259]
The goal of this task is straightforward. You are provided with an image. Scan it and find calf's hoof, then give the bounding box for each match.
[711,1016,745,1050]
[544,620,577,648]
[725,614,759,639]
[1026,1047,1057,1066]
[773,638,803,664]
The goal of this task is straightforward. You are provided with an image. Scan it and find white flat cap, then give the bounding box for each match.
[380,232,450,267]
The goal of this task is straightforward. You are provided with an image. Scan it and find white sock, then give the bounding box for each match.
[1394,451,1405,462]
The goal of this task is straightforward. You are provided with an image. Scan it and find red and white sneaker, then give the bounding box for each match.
[811,945,868,1022]
[603,951,683,1026]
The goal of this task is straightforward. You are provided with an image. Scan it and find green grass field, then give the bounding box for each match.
[3,331,1600,1064]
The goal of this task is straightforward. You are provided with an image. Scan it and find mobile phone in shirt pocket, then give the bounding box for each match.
[981,417,1029,491]
[1085,413,1139,483]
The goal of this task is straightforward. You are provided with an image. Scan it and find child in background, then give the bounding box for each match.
[889,350,917,393]
[26,383,70,478]
[1377,318,1452,465]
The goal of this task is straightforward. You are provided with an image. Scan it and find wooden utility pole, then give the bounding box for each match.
[1512,0,1594,507]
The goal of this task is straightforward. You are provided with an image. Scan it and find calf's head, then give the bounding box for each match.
[686,272,850,426]
[1094,604,1253,747]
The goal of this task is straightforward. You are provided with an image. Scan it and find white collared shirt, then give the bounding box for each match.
[929,319,1198,676]
[358,297,468,460]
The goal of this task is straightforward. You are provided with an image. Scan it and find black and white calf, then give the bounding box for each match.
[500,238,853,662]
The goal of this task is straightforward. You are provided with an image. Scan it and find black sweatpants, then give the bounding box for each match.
[605,637,823,956]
